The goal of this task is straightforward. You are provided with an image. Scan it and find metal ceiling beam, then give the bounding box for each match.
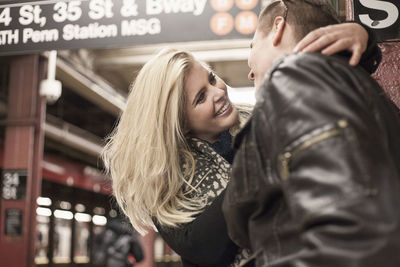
[0,98,103,159]
[93,39,251,69]
[55,55,127,116]
[44,121,103,157]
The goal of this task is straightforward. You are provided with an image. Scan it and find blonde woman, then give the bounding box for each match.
[102,23,380,267]
[103,48,251,266]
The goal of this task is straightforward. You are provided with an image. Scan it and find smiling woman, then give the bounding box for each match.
[102,48,252,266]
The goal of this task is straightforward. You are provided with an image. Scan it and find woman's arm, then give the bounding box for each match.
[294,22,381,73]
[154,190,238,266]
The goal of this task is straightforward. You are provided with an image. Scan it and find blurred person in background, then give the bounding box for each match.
[93,214,144,267]
[102,21,381,266]
[223,0,400,266]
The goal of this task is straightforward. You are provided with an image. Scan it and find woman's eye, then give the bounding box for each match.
[196,92,206,105]
[209,72,216,85]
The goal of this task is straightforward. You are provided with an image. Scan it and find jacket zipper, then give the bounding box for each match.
[279,119,348,181]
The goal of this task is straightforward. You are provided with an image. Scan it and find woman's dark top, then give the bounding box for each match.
[154,131,241,267]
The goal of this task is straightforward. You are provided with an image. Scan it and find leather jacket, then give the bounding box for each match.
[223,52,400,267]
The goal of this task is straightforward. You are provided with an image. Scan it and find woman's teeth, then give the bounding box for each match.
[216,101,229,116]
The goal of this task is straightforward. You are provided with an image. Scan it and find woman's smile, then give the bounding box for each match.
[215,100,232,117]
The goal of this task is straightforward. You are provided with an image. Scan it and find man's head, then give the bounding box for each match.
[248,0,340,89]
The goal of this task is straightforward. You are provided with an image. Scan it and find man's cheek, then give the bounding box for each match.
[254,81,260,92]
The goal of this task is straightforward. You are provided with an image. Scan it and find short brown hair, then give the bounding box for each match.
[258,0,340,41]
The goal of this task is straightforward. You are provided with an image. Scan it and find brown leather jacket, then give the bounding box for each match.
[223,52,400,267]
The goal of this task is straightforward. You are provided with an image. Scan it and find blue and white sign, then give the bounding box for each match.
[354,0,400,41]
[0,0,261,55]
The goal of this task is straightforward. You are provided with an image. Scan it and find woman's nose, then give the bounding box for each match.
[212,85,225,103]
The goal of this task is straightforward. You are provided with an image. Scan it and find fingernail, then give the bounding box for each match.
[293,46,299,52]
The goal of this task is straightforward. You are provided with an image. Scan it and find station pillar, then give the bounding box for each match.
[0,54,46,267]
[136,229,156,267]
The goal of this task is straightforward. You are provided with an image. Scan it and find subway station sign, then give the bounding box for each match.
[1,170,27,200]
[0,0,261,55]
[353,0,400,41]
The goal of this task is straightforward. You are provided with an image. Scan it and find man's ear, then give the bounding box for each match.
[272,16,286,46]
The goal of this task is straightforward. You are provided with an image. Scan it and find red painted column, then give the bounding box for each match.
[135,229,156,267]
[0,55,46,267]
[28,57,47,267]
[347,0,400,108]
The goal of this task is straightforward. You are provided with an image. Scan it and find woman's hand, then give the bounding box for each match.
[293,23,368,66]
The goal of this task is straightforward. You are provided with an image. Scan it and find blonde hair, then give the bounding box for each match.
[102,48,205,235]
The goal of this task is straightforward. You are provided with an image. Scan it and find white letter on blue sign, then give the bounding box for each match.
[146,0,162,15]
[19,5,34,25]
[89,0,114,20]
[359,0,399,29]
